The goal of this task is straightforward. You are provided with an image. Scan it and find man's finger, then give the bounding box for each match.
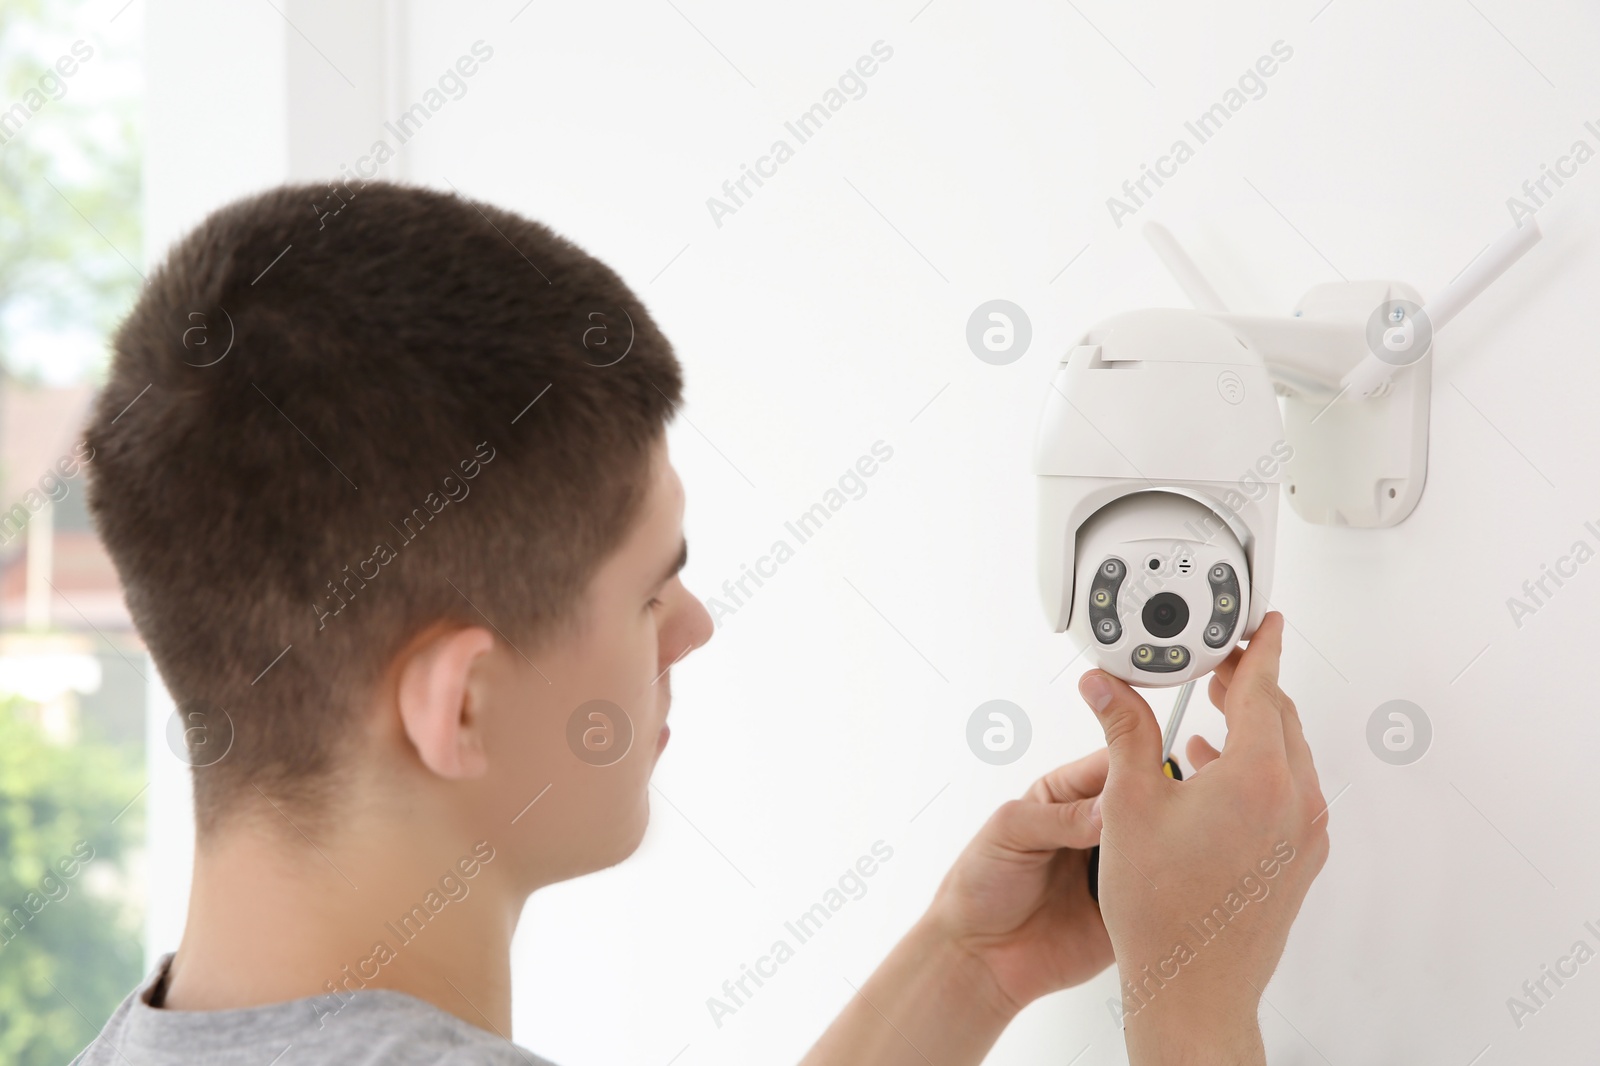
[1186,733,1222,772]
[1026,746,1110,806]
[1208,673,1228,712]
[988,796,1102,853]
[1212,645,1245,689]
[1235,611,1284,691]
[1079,670,1163,779]
[1276,691,1321,789]
[1236,613,1316,781]
[1217,612,1288,758]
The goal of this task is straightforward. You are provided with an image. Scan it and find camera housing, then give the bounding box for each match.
[1035,307,1284,686]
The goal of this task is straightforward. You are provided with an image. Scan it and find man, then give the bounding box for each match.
[75,181,1327,1064]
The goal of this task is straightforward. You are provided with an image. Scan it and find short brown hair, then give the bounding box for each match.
[85,181,682,832]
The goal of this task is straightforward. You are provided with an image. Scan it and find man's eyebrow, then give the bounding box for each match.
[654,538,688,588]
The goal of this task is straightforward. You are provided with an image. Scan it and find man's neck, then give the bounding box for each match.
[162,814,520,1038]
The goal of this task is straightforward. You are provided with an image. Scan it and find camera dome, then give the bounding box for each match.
[1068,491,1251,686]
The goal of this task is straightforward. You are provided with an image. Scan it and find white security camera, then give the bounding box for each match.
[1035,217,1541,688]
[1035,307,1285,687]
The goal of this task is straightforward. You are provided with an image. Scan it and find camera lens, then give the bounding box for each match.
[1142,592,1189,639]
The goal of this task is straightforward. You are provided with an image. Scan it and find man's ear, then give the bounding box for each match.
[396,625,498,780]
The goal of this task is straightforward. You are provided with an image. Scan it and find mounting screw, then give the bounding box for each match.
[1389,306,1406,323]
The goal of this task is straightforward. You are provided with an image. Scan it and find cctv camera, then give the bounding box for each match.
[1035,307,1284,686]
[1071,492,1250,685]
[1033,218,1543,687]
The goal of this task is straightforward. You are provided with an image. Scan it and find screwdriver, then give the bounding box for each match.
[1086,678,1194,903]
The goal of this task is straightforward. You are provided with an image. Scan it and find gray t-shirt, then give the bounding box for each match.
[70,953,558,1065]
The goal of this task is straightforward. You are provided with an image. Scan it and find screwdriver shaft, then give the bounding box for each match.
[1160,679,1196,765]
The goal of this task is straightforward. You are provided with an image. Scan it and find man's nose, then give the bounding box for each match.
[676,587,713,659]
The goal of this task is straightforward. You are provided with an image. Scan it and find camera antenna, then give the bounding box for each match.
[1144,220,1229,314]
[1340,215,1542,399]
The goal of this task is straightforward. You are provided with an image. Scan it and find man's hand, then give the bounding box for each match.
[1084,611,1330,1064]
[800,611,1327,1066]
[921,747,1115,1013]
[801,742,1119,1066]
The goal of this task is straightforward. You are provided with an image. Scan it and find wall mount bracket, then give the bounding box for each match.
[1142,217,1541,528]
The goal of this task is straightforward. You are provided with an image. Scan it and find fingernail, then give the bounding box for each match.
[1080,673,1114,712]
[1088,795,1103,829]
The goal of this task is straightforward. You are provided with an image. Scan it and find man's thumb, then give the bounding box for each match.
[1079,670,1162,772]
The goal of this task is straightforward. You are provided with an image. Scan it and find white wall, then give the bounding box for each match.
[143,0,1600,1062]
